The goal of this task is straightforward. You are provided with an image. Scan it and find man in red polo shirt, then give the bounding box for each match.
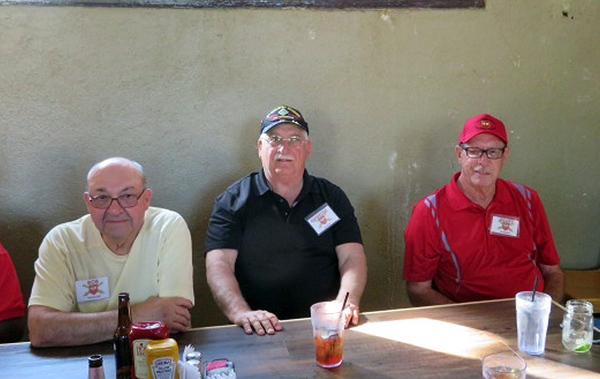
[0,242,26,342]
[403,114,563,306]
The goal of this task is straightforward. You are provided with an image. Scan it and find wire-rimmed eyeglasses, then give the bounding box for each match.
[262,135,308,148]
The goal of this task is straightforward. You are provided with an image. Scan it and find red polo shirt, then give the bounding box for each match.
[0,242,26,321]
[403,173,560,302]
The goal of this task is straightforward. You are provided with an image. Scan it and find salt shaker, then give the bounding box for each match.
[185,351,203,377]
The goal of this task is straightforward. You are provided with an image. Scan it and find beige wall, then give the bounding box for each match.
[1,0,599,330]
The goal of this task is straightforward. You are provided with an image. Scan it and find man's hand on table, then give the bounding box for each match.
[132,296,193,333]
[343,302,360,328]
[233,310,282,336]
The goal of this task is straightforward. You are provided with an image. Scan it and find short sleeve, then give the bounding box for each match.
[156,214,195,304]
[403,200,443,282]
[328,185,363,246]
[530,190,560,266]
[28,228,77,312]
[204,190,244,253]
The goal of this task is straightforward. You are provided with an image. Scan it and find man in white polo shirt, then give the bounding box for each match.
[28,157,194,347]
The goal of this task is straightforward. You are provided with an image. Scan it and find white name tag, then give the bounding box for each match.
[306,203,340,236]
[75,277,110,303]
[490,214,520,237]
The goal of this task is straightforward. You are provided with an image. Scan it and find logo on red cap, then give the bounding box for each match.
[459,114,507,144]
[479,120,493,129]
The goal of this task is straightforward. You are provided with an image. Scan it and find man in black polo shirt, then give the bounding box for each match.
[205,105,367,335]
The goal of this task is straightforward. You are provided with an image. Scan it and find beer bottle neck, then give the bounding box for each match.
[117,300,131,328]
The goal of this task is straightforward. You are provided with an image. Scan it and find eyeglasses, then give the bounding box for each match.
[460,143,507,160]
[262,135,308,148]
[87,189,147,209]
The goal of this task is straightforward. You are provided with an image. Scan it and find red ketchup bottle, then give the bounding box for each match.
[128,321,169,379]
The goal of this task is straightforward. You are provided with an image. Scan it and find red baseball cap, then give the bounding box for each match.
[459,114,507,144]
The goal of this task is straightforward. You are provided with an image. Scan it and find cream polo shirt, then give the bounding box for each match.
[29,207,194,313]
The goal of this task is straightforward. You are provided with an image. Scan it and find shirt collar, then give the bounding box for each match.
[255,168,271,196]
[492,177,511,204]
[446,172,510,211]
[446,172,473,211]
[255,168,312,198]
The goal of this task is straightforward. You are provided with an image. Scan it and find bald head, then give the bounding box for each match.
[87,157,146,190]
[84,157,152,252]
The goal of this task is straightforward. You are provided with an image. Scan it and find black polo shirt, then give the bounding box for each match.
[205,169,363,319]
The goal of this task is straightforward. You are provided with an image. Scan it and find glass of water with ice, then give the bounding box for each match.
[515,291,552,355]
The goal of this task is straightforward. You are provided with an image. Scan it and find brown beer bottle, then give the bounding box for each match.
[114,292,132,379]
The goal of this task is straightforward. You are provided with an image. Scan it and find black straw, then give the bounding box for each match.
[341,291,350,312]
[531,275,539,302]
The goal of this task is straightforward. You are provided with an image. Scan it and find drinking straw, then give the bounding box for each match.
[337,292,350,325]
[531,275,539,302]
[341,292,350,312]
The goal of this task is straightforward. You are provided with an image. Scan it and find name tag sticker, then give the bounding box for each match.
[75,277,109,303]
[490,214,520,238]
[306,203,340,236]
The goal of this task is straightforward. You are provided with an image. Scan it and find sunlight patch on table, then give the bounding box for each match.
[353,318,600,378]
[353,318,504,359]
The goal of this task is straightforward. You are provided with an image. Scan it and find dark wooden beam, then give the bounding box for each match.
[1,0,485,9]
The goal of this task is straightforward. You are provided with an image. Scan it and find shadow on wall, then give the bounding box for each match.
[359,195,406,311]
[187,174,242,328]
[0,218,47,342]
[355,118,459,312]
[187,119,262,328]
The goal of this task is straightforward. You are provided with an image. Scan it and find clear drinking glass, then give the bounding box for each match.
[515,291,552,355]
[562,299,594,353]
[310,301,344,368]
[482,351,527,379]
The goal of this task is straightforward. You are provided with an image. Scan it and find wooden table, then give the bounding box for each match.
[1,299,599,378]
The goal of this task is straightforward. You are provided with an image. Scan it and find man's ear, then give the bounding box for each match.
[455,145,463,160]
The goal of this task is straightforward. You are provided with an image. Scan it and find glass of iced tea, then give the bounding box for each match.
[482,351,527,379]
[310,301,345,368]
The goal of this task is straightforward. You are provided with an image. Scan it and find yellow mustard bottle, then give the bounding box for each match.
[145,338,179,379]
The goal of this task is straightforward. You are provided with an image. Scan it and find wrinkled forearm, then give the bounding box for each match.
[208,277,251,323]
[28,305,117,347]
[337,250,367,307]
[543,270,564,302]
[206,256,251,323]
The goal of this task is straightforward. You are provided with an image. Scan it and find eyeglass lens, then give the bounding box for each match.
[267,136,304,147]
[89,190,145,209]
[462,146,505,160]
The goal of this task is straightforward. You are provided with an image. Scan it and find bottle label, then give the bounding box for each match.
[132,339,151,379]
[150,357,176,379]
